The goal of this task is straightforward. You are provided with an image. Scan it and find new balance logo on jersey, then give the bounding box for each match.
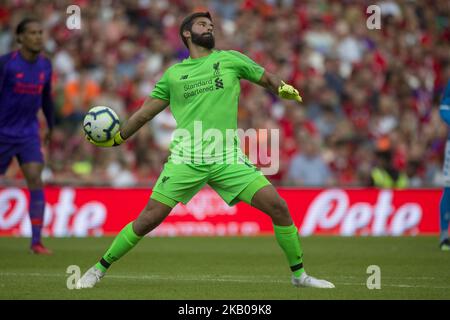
[158,176,170,189]
[215,78,224,89]
[161,176,170,184]
[180,74,189,80]
[16,72,24,79]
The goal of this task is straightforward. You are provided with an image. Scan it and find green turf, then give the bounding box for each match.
[0,236,449,300]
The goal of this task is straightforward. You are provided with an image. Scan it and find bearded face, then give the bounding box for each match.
[190,30,215,50]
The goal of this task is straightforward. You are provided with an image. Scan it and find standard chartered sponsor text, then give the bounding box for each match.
[184,79,214,98]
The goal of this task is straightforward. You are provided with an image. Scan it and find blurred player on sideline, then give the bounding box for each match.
[0,18,54,255]
[77,12,334,289]
[439,78,450,251]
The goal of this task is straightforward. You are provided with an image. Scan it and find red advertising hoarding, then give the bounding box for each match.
[0,187,440,237]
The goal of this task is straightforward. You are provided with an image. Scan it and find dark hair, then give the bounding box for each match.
[179,12,212,48]
[16,17,40,35]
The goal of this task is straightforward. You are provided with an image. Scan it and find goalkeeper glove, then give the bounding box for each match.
[85,131,125,147]
[278,81,303,102]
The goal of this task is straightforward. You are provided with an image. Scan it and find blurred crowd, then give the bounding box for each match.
[1,0,449,188]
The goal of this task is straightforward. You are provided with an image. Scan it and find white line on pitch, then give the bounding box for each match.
[1,272,450,290]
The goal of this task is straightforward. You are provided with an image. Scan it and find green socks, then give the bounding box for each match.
[273,224,305,278]
[93,221,304,277]
[95,222,143,273]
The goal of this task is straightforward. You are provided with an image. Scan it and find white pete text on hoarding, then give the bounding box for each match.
[300,189,422,236]
[0,188,26,228]
[0,188,425,236]
[0,188,106,236]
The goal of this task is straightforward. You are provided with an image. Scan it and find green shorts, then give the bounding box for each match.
[151,161,271,208]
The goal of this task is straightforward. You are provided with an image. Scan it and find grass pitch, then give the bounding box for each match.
[0,236,449,300]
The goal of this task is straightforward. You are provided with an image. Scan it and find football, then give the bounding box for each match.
[83,106,120,143]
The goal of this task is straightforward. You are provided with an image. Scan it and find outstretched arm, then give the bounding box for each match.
[258,71,303,102]
[87,96,169,147]
[120,97,169,139]
[258,71,283,94]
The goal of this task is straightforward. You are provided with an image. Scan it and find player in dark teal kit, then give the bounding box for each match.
[0,18,54,254]
[439,79,450,251]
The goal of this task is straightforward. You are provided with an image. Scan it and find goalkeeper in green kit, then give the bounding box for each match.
[77,12,334,289]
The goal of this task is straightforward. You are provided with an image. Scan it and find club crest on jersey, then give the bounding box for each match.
[213,62,221,76]
[39,72,45,82]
